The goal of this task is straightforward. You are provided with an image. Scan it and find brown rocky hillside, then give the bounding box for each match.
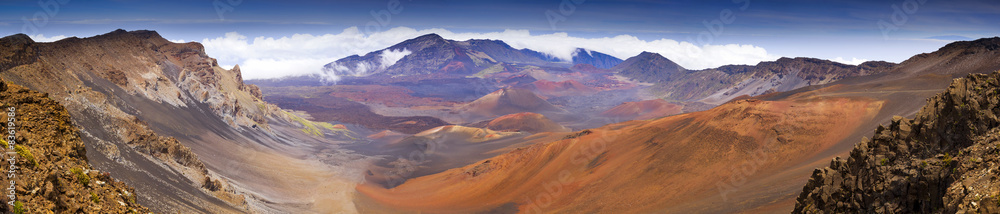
[0,79,149,213]
[0,29,367,213]
[794,70,1000,213]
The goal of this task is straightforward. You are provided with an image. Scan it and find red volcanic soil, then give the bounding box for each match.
[367,130,409,143]
[482,112,570,133]
[441,61,467,73]
[460,88,564,117]
[531,79,597,96]
[356,97,884,213]
[601,99,683,120]
[323,85,455,107]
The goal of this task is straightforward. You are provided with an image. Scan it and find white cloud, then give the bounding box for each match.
[170,39,186,43]
[831,57,869,65]
[201,26,780,80]
[28,34,68,42]
[320,48,413,82]
[379,48,412,68]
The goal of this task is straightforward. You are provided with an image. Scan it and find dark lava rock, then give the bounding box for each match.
[794,70,1000,213]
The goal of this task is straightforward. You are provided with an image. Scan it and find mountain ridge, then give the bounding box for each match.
[322,33,624,81]
[610,52,896,103]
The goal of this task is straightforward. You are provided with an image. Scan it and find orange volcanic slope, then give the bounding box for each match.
[357,97,883,213]
[485,112,570,133]
[601,99,683,120]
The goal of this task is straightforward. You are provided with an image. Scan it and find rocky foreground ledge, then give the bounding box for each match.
[0,79,150,213]
[794,70,1000,213]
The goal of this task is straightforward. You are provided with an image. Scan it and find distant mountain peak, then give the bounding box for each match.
[384,33,452,52]
[411,33,448,43]
[610,51,687,83]
[939,36,1000,52]
[637,51,662,57]
[614,51,683,71]
[631,51,677,64]
[99,29,165,41]
[893,36,1000,74]
[1,33,33,43]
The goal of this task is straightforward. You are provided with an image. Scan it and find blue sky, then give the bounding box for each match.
[1,0,997,79]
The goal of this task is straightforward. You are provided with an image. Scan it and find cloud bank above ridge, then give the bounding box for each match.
[201,26,783,80]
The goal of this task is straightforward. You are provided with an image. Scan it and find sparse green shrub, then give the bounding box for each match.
[127,193,136,205]
[943,153,952,166]
[13,201,25,214]
[14,145,36,167]
[881,158,888,166]
[90,192,101,203]
[0,138,7,148]
[921,161,928,168]
[71,168,90,185]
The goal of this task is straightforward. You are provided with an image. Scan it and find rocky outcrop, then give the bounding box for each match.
[0,34,37,72]
[794,70,1000,213]
[0,79,150,213]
